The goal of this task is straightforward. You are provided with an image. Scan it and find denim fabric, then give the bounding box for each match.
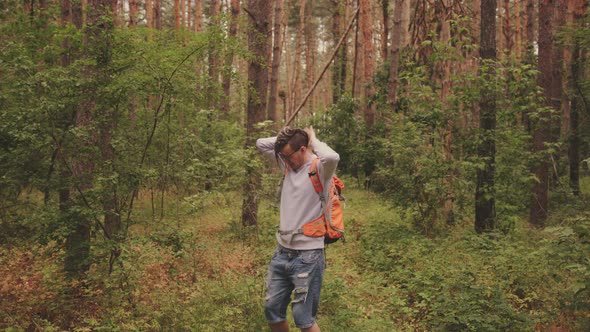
[264,246,325,329]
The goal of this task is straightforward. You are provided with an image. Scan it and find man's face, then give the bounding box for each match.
[279,144,306,170]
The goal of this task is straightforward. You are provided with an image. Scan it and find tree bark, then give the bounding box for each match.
[268,0,284,124]
[290,0,306,119]
[331,0,348,104]
[194,0,203,32]
[207,0,221,109]
[530,0,555,228]
[515,0,522,59]
[59,0,87,278]
[387,0,404,111]
[242,0,271,226]
[475,0,497,233]
[381,0,389,62]
[304,0,316,113]
[567,0,587,195]
[359,0,375,126]
[502,0,513,55]
[221,0,240,116]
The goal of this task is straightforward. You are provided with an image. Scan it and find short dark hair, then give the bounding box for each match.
[274,127,308,157]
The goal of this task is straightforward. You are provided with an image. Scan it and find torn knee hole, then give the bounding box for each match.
[292,287,309,303]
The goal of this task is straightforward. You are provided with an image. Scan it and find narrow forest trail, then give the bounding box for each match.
[185,180,406,331]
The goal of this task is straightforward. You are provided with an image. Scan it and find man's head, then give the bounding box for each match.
[274,127,309,170]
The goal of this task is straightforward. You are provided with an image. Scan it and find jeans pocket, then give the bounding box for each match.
[299,249,322,265]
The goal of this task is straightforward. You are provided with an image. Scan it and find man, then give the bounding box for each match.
[256,126,340,332]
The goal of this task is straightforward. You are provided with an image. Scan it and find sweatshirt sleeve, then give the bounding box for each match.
[256,136,277,160]
[312,138,340,184]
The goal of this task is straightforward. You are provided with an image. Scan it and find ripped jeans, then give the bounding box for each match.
[264,245,325,329]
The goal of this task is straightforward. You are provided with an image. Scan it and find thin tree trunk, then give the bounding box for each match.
[187,0,192,30]
[475,0,497,233]
[515,0,522,59]
[387,0,404,111]
[400,0,410,47]
[290,0,306,119]
[304,1,315,113]
[194,0,202,32]
[221,0,240,116]
[175,0,180,29]
[381,0,389,62]
[60,0,88,278]
[181,0,186,27]
[440,0,455,225]
[331,0,349,104]
[567,0,587,196]
[146,0,153,28]
[155,0,162,29]
[497,0,504,55]
[207,0,221,109]
[352,0,360,98]
[242,0,271,226]
[530,0,555,228]
[569,44,581,195]
[503,0,513,55]
[359,0,375,126]
[268,0,284,124]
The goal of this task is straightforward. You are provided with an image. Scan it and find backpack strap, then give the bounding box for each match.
[308,157,324,198]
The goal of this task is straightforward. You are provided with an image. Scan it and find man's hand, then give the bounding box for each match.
[304,126,316,151]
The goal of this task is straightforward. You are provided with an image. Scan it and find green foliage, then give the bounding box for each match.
[357,204,589,331]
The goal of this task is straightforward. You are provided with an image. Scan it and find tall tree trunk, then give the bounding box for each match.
[522,0,535,130]
[242,0,271,226]
[475,0,497,233]
[387,0,404,111]
[381,0,389,62]
[146,0,153,28]
[207,0,221,109]
[194,0,203,32]
[88,0,119,272]
[268,0,284,124]
[290,0,306,119]
[331,0,348,104]
[181,0,186,27]
[175,0,180,29]
[515,0,523,59]
[59,0,89,279]
[569,44,581,195]
[221,0,240,116]
[400,0,410,47]
[154,0,162,29]
[304,0,316,113]
[497,0,504,55]
[187,0,192,30]
[440,0,455,225]
[530,0,555,228]
[352,0,361,98]
[503,0,513,55]
[359,0,375,126]
[567,0,587,195]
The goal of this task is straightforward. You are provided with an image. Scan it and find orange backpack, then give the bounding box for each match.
[301,158,345,244]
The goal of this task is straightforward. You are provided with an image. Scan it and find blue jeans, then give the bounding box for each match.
[264,245,325,329]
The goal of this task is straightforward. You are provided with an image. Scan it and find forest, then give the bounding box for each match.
[1,0,589,331]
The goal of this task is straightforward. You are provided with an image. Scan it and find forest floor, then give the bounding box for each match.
[2,177,589,331]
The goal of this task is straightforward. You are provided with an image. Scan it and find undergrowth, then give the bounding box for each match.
[1,180,589,331]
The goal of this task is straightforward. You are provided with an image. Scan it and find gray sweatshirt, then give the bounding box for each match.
[256,136,340,250]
